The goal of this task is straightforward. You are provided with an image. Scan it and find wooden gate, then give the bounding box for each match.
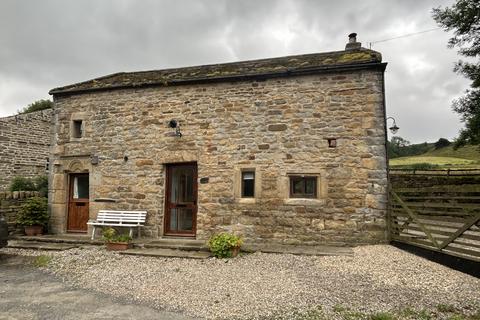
[389,183,480,262]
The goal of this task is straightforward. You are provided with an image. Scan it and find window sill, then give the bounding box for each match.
[236,198,256,204]
[284,198,325,206]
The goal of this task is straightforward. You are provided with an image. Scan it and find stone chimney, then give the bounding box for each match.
[345,33,361,50]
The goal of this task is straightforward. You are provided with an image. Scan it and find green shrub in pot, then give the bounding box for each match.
[208,233,243,258]
[16,197,48,236]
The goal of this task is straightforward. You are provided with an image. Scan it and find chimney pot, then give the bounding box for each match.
[345,32,361,50]
[348,33,357,43]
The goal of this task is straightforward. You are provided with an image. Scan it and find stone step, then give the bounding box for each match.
[7,240,79,251]
[143,238,208,251]
[11,235,103,246]
[119,248,211,259]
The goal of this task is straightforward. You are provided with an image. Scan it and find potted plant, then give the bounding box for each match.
[102,227,132,251]
[16,197,48,236]
[208,233,243,258]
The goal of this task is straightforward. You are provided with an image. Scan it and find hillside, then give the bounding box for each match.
[389,144,480,169]
[422,144,480,161]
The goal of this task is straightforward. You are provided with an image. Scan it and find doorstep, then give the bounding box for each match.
[10,234,103,246]
[7,240,79,251]
[142,237,208,251]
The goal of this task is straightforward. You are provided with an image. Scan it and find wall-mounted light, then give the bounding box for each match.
[90,155,99,165]
[169,119,182,137]
[386,117,399,134]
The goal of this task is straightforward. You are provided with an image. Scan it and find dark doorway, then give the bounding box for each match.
[67,173,89,233]
[164,163,197,237]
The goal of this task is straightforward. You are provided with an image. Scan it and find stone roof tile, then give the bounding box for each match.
[49,48,382,95]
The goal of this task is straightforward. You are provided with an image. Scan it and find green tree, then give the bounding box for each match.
[18,99,53,114]
[432,0,480,148]
[387,136,410,158]
[434,138,451,149]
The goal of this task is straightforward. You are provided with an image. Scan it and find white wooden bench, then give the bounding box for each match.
[87,210,147,240]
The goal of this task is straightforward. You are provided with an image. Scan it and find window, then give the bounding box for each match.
[241,171,255,197]
[72,175,89,199]
[72,120,83,138]
[290,176,317,198]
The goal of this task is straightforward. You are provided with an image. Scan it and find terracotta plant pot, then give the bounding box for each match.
[106,242,130,251]
[231,246,241,257]
[24,225,43,236]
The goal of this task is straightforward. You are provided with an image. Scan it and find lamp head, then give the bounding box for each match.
[389,125,399,134]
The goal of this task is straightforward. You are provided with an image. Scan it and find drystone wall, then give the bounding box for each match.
[50,69,388,246]
[0,191,40,234]
[0,109,53,191]
[389,173,480,188]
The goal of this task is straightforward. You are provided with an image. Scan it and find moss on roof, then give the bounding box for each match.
[49,48,382,95]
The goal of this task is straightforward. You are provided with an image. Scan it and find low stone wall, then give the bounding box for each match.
[390,173,480,188]
[0,191,40,234]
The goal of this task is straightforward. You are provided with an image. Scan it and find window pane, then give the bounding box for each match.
[290,176,317,198]
[170,208,193,231]
[73,120,83,138]
[177,208,193,231]
[170,208,177,230]
[243,172,254,180]
[171,167,194,203]
[292,178,304,194]
[74,175,89,199]
[242,171,255,197]
[305,178,316,195]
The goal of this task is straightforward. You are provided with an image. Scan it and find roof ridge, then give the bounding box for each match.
[49,48,383,95]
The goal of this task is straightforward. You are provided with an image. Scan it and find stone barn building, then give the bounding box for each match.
[48,34,388,246]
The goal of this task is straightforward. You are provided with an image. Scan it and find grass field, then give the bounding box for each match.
[390,156,478,167]
[389,144,480,169]
[423,145,480,161]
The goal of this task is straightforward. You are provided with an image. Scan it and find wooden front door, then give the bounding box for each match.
[164,163,197,237]
[67,173,89,233]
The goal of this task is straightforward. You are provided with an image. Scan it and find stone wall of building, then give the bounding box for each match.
[0,191,41,234]
[0,110,53,191]
[50,69,388,246]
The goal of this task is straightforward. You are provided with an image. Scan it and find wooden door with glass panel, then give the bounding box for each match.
[164,163,197,237]
[67,173,89,232]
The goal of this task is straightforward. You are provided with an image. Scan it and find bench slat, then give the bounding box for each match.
[88,223,142,227]
[89,210,147,240]
[97,214,146,216]
[96,216,146,219]
[97,217,145,220]
[99,210,147,214]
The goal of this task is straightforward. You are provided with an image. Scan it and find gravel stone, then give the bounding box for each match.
[2,245,479,319]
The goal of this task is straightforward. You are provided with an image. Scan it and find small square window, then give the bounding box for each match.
[327,138,337,148]
[241,171,255,198]
[73,120,83,138]
[290,176,317,198]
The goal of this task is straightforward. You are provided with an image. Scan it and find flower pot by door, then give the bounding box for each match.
[231,246,240,257]
[106,242,130,251]
[24,225,43,236]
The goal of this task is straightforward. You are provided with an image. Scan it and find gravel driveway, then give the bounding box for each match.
[1,245,479,320]
[0,254,197,320]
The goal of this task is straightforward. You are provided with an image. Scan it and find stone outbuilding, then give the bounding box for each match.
[48,34,388,246]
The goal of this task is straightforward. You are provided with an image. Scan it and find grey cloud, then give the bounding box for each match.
[0,0,467,143]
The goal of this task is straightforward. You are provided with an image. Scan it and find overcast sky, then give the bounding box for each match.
[0,0,469,143]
